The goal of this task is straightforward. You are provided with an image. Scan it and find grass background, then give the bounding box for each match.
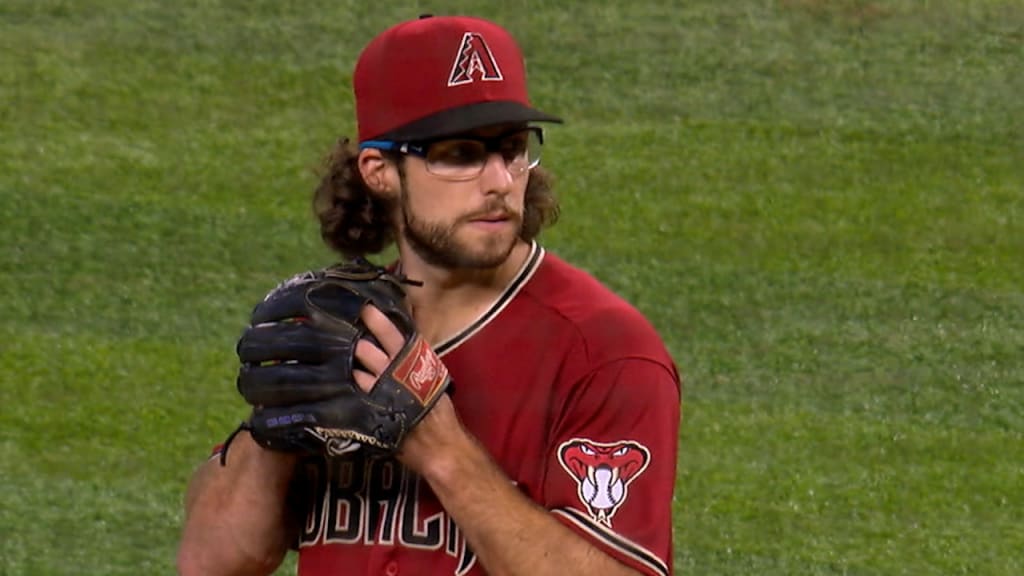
[1,0,1022,574]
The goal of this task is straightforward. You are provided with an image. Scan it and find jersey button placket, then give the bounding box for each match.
[384,560,399,576]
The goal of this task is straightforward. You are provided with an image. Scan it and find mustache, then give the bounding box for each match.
[460,201,522,222]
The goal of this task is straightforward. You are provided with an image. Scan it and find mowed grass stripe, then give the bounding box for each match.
[4,119,1021,297]
[2,185,1021,428]
[0,442,185,576]
[677,401,1024,575]
[2,331,1021,574]
[0,331,242,461]
[548,123,1023,293]
[0,334,227,575]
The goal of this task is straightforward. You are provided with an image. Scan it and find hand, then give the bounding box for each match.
[236,262,448,457]
[353,305,461,471]
[352,304,406,391]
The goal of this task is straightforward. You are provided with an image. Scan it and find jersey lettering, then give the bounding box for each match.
[366,459,401,544]
[299,456,478,575]
[399,471,443,548]
[324,459,364,543]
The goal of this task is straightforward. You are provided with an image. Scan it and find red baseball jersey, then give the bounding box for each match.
[293,242,681,576]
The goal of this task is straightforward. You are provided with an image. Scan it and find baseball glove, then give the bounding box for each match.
[224,258,451,462]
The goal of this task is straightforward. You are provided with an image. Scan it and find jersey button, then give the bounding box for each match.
[384,560,399,576]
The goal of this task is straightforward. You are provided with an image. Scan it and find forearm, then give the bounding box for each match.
[178,431,299,576]
[416,432,641,576]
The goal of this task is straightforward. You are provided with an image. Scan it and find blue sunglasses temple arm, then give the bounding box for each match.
[358,140,401,151]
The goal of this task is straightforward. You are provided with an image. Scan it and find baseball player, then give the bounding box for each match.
[178,14,682,576]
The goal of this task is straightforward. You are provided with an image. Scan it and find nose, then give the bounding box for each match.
[477,152,515,195]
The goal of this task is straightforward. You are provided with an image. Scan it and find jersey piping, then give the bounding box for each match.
[553,508,670,576]
[433,241,545,358]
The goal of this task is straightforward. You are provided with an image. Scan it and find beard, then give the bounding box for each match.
[400,188,523,270]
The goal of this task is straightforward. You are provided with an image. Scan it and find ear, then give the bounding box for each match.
[358,148,399,199]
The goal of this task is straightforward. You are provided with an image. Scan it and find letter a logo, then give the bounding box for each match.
[447,33,504,87]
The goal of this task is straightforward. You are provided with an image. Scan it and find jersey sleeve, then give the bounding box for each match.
[542,357,681,576]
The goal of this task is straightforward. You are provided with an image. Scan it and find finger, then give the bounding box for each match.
[353,369,376,393]
[361,304,406,357]
[355,338,389,376]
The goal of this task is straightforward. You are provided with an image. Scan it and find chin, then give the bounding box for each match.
[406,220,523,270]
[452,232,519,269]
[457,244,516,269]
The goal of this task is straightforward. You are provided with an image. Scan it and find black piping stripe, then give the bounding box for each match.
[434,242,544,357]
[553,508,669,576]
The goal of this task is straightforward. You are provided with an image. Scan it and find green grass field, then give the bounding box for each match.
[2,1,1022,574]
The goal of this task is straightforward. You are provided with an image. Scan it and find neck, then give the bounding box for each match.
[396,241,533,345]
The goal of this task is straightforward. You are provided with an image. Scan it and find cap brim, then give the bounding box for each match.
[373,101,563,142]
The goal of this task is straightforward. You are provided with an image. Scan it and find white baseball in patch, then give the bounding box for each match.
[610,474,625,502]
[592,468,618,508]
[581,476,597,504]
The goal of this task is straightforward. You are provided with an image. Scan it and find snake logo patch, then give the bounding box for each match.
[557,438,651,527]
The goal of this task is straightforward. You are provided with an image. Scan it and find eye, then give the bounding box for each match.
[498,134,529,160]
[579,445,595,455]
[613,446,629,456]
[429,140,485,166]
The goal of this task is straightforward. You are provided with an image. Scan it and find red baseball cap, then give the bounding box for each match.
[354,15,563,143]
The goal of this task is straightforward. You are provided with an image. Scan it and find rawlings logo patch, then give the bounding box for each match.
[391,336,448,405]
[557,438,651,527]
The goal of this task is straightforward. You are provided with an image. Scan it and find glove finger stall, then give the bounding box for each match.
[306,281,372,325]
[237,322,353,364]
[308,275,414,338]
[250,280,317,325]
[238,362,356,406]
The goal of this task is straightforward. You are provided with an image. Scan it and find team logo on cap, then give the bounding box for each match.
[448,32,504,86]
[557,438,651,527]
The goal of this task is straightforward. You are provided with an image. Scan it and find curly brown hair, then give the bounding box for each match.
[312,137,559,259]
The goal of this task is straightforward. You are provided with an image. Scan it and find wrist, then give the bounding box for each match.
[224,430,301,476]
[396,396,476,485]
[412,430,491,497]
[415,443,462,487]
